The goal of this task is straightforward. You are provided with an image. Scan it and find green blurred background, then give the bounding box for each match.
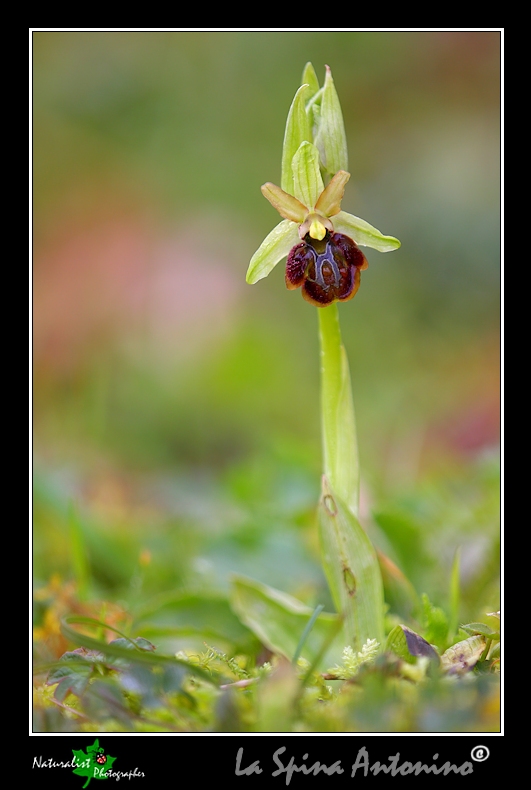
[33,32,500,637]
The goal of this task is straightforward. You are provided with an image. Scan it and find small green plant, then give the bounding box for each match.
[247,63,400,654]
[34,63,500,734]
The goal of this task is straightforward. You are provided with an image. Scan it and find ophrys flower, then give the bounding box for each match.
[246,65,400,305]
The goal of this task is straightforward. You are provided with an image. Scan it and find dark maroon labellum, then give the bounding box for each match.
[285,232,368,306]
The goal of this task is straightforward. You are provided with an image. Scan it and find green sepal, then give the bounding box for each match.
[318,478,384,653]
[246,219,299,284]
[281,85,312,196]
[314,65,348,176]
[333,210,401,252]
[292,141,324,212]
[301,62,320,98]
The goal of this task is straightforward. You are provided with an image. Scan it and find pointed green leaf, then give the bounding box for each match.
[301,62,320,98]
[386,625,416,664]
[318,479,384,653]
[55,673,88,701]
[246,220,299,284]
[230,574,343,666]
[281,85,312,196]
[460,622,499,639]
[333,210,401,251]
[315,65,348,176]
[292,604,324,666]
[292,141,324,211]
[60,615,218,682]
[386,625,439,668]
[133,590,251,644]
[47,661,91,685]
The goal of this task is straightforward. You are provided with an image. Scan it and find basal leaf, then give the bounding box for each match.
[318,480,384,652]
[230,574,342,666]
[61,615,218,683]
[133,590,252,644]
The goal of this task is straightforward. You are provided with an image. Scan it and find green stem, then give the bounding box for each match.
[318,303,359,517]
[317,303,384,650]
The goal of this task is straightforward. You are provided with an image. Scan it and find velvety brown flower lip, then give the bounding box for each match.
[285,231,368,306]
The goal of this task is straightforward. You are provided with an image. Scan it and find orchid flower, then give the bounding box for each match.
[245,64,402,652]
[246,65,400,306]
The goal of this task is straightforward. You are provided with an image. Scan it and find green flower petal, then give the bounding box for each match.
[292,141,324,212]
[246,220,300,284]
[333,210,401,252]
[281,84,312,196]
